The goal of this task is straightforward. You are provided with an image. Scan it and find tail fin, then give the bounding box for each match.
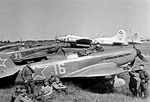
[133,33,140,41]
[113,30,127,42]
[0,52,16,69]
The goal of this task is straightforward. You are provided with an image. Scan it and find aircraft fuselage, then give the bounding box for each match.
[15,47,137,82]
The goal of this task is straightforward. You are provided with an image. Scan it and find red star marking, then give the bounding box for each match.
[32,64,47,80]
[0,58,7,68]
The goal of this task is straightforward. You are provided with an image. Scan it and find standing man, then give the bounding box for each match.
[135,64,150,99]
[128,70,140,97]
[21,61,35,95]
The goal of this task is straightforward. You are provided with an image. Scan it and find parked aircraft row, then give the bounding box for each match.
[55,30,143,47]
[0,30,149,92]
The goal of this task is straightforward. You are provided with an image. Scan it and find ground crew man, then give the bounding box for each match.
[88,43,104,53]
[95,43,104,52]
[134,64,150,99]
[11,85,33,102]
[52,77,68,94]
[11,85,22,102]
[21,62,35,95]
[37,79,53,101]
[128,70,140,97]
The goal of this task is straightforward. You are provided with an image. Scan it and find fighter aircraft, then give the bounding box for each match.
[0,42,25,52]
[127,33,142,44]
[0,43,148,88]
[92,30,128,45]
[6,44,62,64]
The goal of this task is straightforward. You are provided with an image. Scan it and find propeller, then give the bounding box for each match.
[55,41,67,58]
[60,46,67,58]
[54,33,60,43]
[137,52,148,62]
[133,43,148,62]
[130,30,135,49]
[129,30,148,67]
[129,59,135,67]
[131,38,135,49]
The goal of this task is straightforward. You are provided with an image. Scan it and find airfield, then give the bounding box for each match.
[0,41,150,102]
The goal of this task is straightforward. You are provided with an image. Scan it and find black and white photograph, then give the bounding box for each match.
[0,0,150,102]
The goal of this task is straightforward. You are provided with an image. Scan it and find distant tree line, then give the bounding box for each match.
[0,40,54,43]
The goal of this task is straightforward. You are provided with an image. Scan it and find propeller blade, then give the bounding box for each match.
[131,38,135,49]
[138,54,149,62]
[60,47,66,54]
[130,30,136,49]
[55,46,60,53]
[130,59,135,67]
[59,46,67,58]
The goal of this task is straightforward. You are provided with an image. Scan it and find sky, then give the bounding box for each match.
[0,0,149,41]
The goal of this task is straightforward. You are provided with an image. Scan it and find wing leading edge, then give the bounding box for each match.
[63,63,127,78]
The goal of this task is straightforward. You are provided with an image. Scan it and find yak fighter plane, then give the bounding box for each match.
[6,44,61,64]
[0,44,148,87]
[0,42,25,52]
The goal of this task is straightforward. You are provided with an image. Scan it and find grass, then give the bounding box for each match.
[0,42,150,102]
[0,83,148,102]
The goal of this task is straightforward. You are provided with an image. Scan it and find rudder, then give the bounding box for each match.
[0,52,16,69]
[113,30,127,42]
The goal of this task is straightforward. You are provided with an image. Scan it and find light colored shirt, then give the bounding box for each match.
[52,82,66,90]
[41,85,53,96]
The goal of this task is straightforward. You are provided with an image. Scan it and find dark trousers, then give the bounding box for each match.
[140,82,149,98]
[129,85,138,97]
[129,78,140,97]
[24,80,34,95]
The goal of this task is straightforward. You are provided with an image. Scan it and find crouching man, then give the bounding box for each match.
[36,79,53,101]
[11,85,33,102]
[52,77,68,94]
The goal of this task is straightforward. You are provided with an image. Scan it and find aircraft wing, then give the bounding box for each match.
[18,51,48,60]
[63,63,127,77]
[76,39,93,45]
[0,67,20,78]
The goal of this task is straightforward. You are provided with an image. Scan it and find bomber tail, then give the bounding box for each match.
[127,33,142,44]
[133,33,140,40]
[133,33,142,44]
[112,30,127,43]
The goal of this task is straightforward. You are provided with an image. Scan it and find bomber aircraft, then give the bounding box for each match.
[127,33,142,44]
[55,30,128,47]
[55,34,92,48]
[0,44,148,88]
[92,30,128,46]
